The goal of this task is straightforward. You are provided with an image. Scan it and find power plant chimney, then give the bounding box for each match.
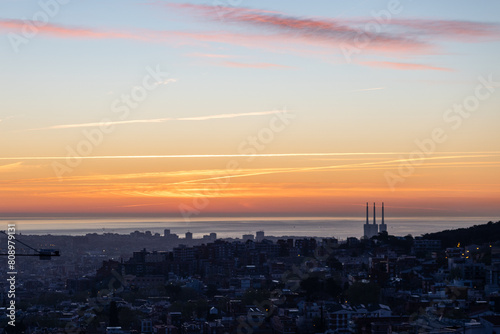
[366,202,369,224]
[373,202,376,225]
[382,202,385,224]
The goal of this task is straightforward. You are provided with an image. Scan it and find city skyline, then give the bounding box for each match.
[1,1,500,218]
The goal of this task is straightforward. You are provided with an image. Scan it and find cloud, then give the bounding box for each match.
[2,6,500,63]
[220,61,292,69]
[166,4,431,54]
[0,162,23,172]
[26,110,289,131]
[0,19,142,40]
[389,18,500,41]
[166,154,500,185]
[0,151,498,162]
[175,110,288,121]
[360,61,453,71]
[165,3,500,57]
[0,115,19,124]
[0,18,333,59]
[187,53,233,58]
[187,52,291,69]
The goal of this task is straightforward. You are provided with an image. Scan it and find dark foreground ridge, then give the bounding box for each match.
[423,220,500,248]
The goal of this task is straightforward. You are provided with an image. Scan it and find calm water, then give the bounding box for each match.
[0,216,496,240]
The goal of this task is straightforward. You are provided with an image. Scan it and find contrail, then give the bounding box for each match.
[25,110,288,131]
[166,153,500,185]
[0,151,499,161]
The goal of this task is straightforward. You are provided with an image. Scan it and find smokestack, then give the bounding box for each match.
[373,202,376,225]
[366,202,369,224]
[382,202,385,224]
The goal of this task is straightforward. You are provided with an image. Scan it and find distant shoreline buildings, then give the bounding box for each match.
[363,202,387,239]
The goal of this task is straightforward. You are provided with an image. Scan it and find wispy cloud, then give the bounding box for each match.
[26,110,289,131]
[0,162,23,172]
[117,203,166,208]
[389,18,500,41]
[175,110,287,121]
[360,61,453,72]
[5,155,498,201]
[188,53,291,69]
[165,4,431,54]
[221,61,292,69]
[0,19,142,40]
[165,154,500,185]
[0,115,20,124]
[187,53,234,58]
[163,3,500,60]
[2,6,500,62]
[0,151,498,162]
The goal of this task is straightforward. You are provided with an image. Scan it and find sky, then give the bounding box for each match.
[0,0,499,218]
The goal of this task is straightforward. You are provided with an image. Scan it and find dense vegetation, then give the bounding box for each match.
[422,220,500,248]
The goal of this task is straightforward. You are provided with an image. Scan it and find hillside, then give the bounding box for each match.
[422,220,500,248]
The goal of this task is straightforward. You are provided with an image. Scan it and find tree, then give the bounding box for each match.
[109,301,119,327]
[325,278,342,299]
[326,255,343,271]
[165,283,182,301]
[242,289,270,305]
[300,277,342,301]
[300,277,322,301]
[206,284,219,298]
[346,282,380,305]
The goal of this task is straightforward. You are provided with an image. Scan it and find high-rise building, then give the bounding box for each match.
[164,229,170,237]
[185,231,193,241]
[256,231,265,242]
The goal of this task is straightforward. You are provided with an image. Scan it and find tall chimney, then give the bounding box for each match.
[366,202,369,224]
[373,202,376,225]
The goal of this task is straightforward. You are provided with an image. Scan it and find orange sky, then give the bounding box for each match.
[1,152,499,217]
[1,1,500,218]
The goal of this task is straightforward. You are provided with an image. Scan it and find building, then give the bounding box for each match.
[256,231,265,242]
[185,231,193,241]
[414,237,442,254]
[141,319,153,334]
[480,315,500,334]
[363,202,378,238]
[363,202,387,238]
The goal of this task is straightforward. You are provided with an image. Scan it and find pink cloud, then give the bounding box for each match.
[3,4,499,63]
[0,18,326,56]
[360,61,453,72]
[0,19,140,40]
[165,4,431,54]
[389,18,500,41]
[221,61,292,69]
[187,52,233,58]
[165,3,500,56]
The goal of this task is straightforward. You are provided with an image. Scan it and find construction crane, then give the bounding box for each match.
[0,230,60,260]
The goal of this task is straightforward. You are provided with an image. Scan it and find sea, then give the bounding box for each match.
[0,216,497,240]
